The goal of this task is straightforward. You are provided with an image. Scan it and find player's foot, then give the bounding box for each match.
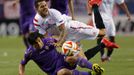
[101,38,119,48]
[92,63,104,75]
[88,0,102,6]
[101,54,107,62]
[101,56,111,62]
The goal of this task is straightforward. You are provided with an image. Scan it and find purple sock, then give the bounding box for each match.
[73,69,91,75]
[77,58,93,70]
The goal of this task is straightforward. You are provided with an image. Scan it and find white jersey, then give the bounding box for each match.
[33,9,71,35]
[34,8,99,42]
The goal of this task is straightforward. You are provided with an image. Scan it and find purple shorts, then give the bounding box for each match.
[51,56,77,75]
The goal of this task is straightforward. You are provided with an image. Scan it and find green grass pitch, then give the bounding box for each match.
[0,36,134,75]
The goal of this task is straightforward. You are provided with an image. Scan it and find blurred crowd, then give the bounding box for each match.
[0,0,134,20]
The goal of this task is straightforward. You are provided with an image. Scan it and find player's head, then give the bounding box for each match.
[28,31,44,49]
[35,0,49,17]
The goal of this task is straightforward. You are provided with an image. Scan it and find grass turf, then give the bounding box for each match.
[0,36,134,75]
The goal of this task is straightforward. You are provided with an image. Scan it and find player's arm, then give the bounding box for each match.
[12,0,19,7]
[51,9,68,47]
[119,2,131,21]
[56,23,68,47]
[19,64,25,75]
[19,49,31,75]
[68,0,75,20]
[87,0,92,15]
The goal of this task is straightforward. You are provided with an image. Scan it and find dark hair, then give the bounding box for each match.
[28,31,44,45]
[35,0,45,9]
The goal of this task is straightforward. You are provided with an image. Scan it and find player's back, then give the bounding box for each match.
[50,0,68,14]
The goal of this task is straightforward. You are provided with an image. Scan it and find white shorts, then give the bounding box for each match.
[65,20,99,42]
[103,18,116,36]
[92,13,116,36]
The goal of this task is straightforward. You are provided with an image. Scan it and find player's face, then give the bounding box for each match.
[37,1,49,17]
[33,37,44,49]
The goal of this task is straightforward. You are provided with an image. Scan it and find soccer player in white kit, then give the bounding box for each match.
[33,0,106,46]
[88,0,131,62]
[33,0,119,60]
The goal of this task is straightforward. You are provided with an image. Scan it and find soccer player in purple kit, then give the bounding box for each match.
[19,31,104,75]
[13,0,36,49]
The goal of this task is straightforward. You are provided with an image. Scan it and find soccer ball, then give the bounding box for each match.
[62,41,80,56]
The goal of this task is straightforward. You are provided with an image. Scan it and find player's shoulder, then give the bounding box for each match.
[34,13,43,20]
[49,8,60,13]
[25,46,34,55]
[33,13,44,24]
[49,8,61,16]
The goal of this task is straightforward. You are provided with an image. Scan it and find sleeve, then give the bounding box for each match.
[35,26,46,35]
[33,14,46,35]
[115,0,124,5]
[20,49,32,65]
[50,9,65,26]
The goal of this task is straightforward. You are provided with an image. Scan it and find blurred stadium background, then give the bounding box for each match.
[0,0,134,75]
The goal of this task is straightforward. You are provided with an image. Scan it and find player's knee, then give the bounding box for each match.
[57,68,72,75]
[65,56,77,63]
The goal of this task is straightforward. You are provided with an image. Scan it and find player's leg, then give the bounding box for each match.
[57,68,91,75]
[89,0,106,37]
[97,38,105,57]
[103,19,116,62]
[23,34,30,49]
[64,56,104,75]
[76,57,104,75]
[84,38,119,60]
[84,41,105,60]
[92,4,105,30]
[21,23,30,49]
[106,36,115,61]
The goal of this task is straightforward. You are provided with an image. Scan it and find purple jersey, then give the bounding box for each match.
[19,0,36,34]
[50,0,68,15]
[21,38,76,75]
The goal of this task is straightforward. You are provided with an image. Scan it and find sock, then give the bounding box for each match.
[77,58,93,69]
[84,43,105,60]
[92,4,105,29]
[97,38,104,57]
[107,49,113,57]
[107,36,115,57]
[73,69,91,75]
